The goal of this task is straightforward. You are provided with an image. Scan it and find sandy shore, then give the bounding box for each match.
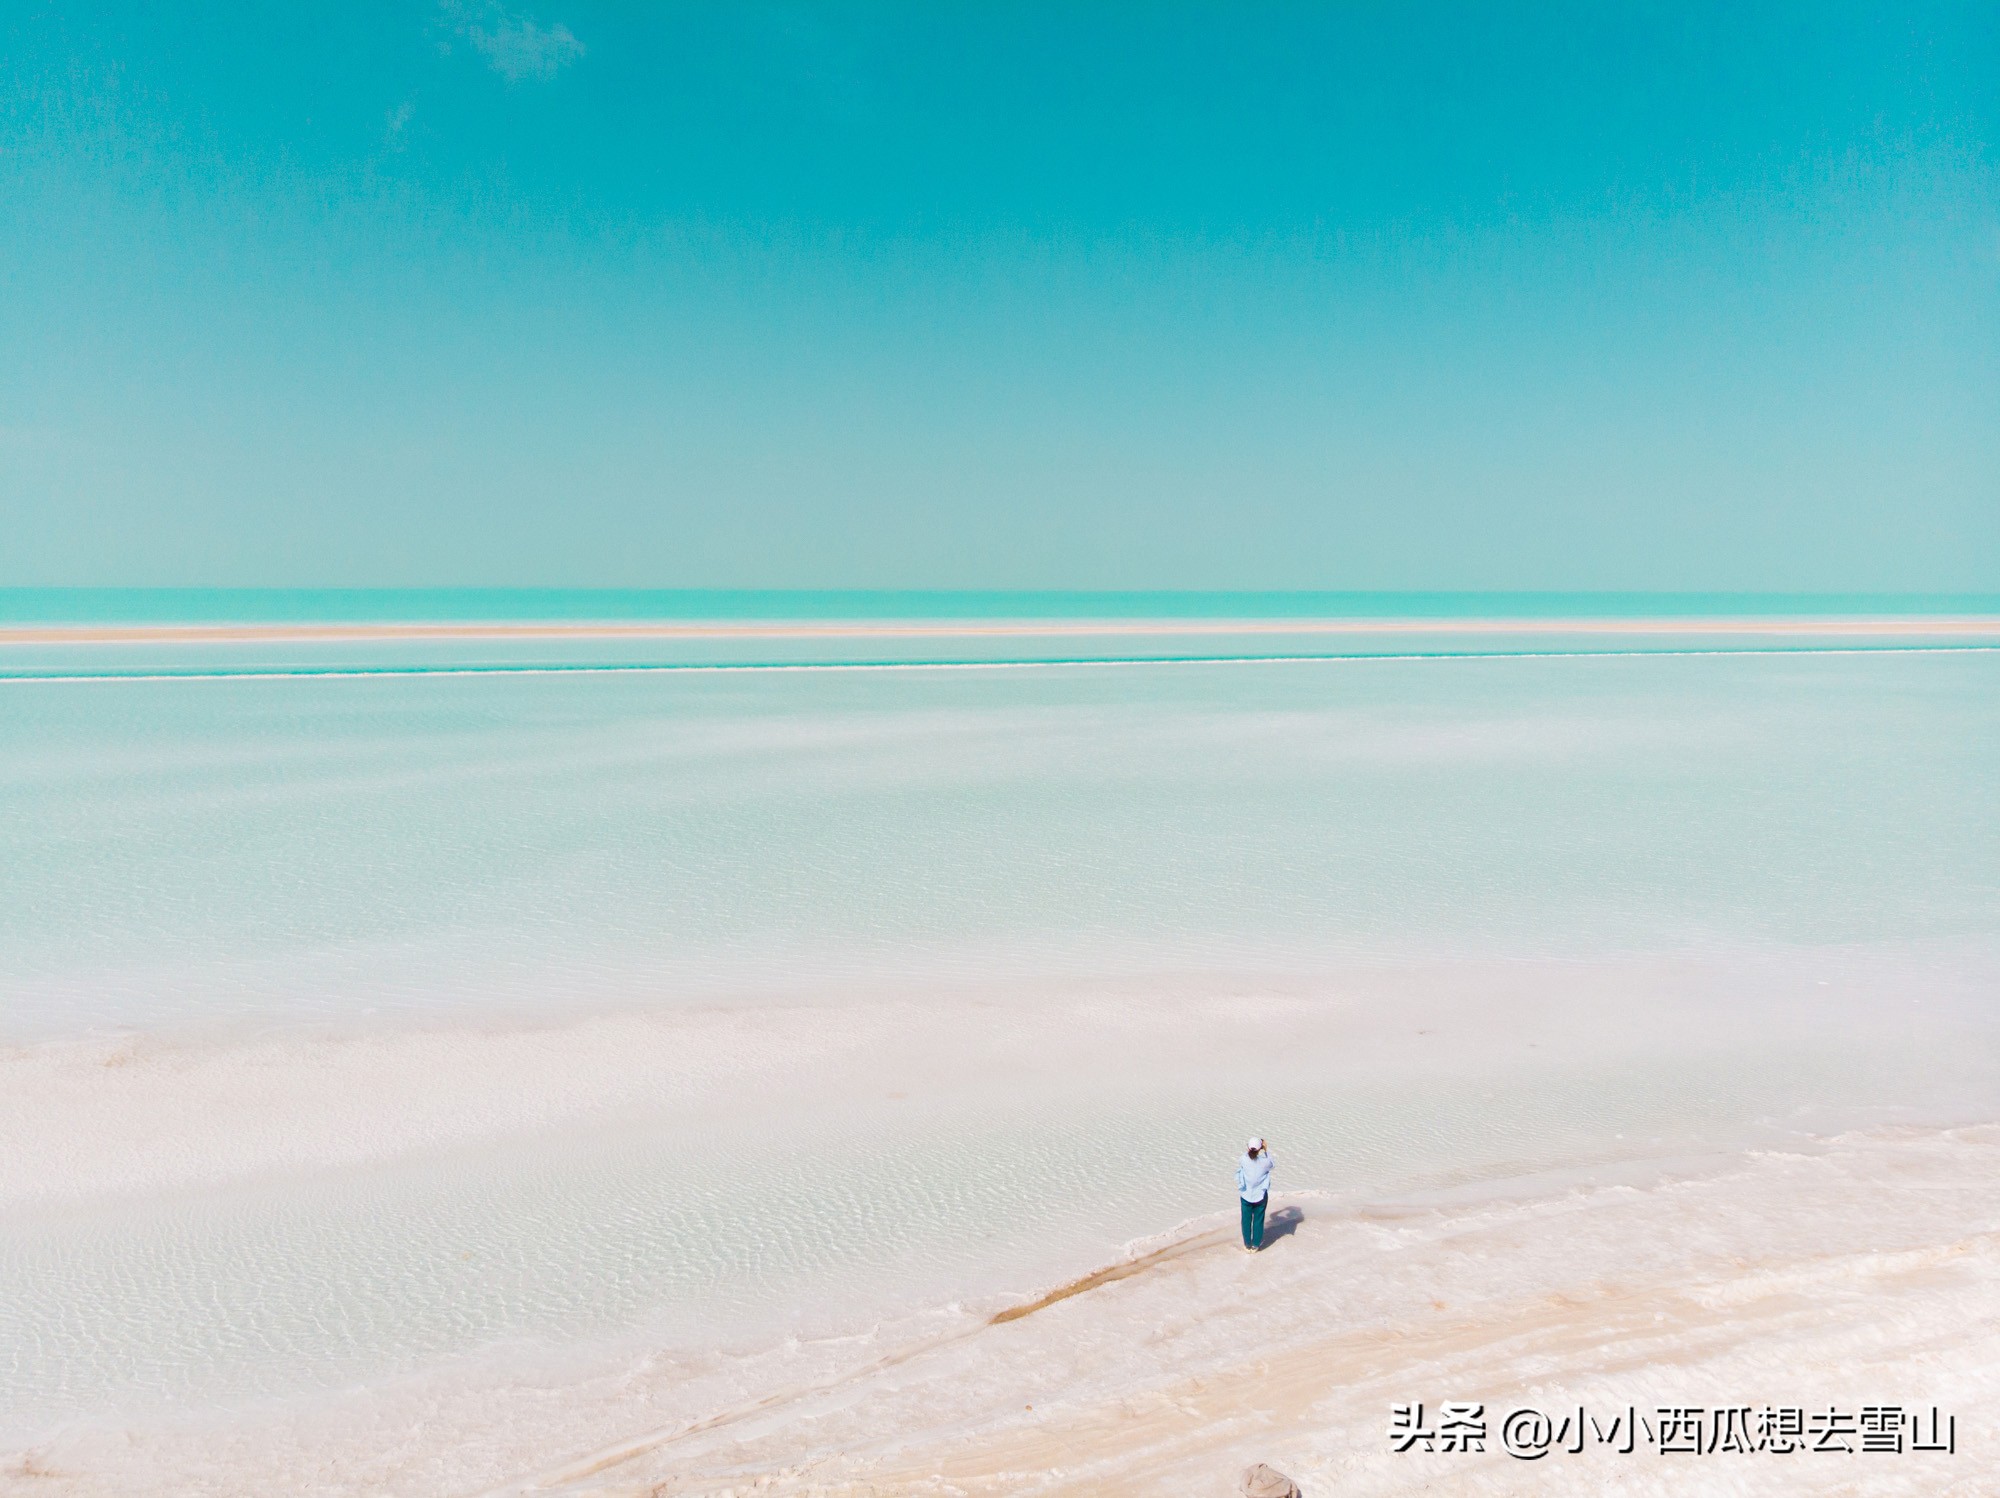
[15,1126,1994,1497]
[485,1128,2000,1498]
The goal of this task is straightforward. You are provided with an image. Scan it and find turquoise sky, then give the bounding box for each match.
[3,4,1995,590]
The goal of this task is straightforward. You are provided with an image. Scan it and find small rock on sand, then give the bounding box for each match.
[1238,1461,1301,1498]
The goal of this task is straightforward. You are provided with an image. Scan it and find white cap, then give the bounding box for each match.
[1247,1136,1265,1151]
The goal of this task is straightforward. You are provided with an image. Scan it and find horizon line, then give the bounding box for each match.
[5,642,1998,686]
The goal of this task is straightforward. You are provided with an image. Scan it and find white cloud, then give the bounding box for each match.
[445,3,585,82]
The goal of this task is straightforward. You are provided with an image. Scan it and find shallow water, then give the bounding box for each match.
[1,643,1996,1452]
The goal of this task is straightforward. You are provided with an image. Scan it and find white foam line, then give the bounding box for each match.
[0,643,1996,685]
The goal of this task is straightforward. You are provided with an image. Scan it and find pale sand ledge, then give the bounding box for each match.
[3,615,1999,647]
[15,1127,1996,1497]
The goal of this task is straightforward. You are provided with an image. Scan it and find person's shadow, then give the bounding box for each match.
[1261,1204,1304,1246]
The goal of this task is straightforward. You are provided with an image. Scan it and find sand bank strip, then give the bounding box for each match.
[4,615,1999,648]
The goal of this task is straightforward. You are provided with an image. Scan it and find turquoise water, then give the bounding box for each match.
[5,647,1997,1036]
[1,633,1997,1448]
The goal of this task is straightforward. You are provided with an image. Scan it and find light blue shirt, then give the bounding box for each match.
[1236,1150,1272,1203]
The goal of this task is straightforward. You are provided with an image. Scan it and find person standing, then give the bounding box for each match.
[1236,1137,1272,1251]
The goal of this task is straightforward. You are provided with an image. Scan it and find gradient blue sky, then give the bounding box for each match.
[3,3,1995,589]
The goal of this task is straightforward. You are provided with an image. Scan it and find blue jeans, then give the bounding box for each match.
[1240,1194,1267,1249]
